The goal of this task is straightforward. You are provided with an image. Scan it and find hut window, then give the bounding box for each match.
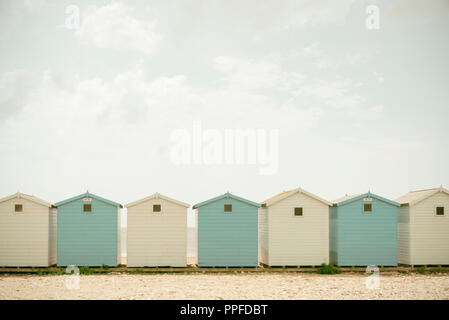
[153,204,161,212]
[436,207,445,216]
[224,204,232,212]
[364,204,372,213]
[83,204,92,213]
[15,204,23,213]
[294,207,303,216]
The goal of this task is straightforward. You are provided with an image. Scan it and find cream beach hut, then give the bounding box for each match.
[259,187,332,266]
[0,192,56,267]
[396,186,449,265]
[126,193,190,267]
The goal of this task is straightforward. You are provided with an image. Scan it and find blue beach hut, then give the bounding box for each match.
[55,192,122,267]
[330,192,400,266]
[193,192,260,267]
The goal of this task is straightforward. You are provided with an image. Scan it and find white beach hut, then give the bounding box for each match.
[0,192,56,267]
[259,187,332,266]
[396,186,449,265]
[126,193,190,267]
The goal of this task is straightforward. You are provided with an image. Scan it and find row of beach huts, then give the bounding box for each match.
[0,186,448,268]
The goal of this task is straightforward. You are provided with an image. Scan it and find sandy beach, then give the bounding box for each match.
[1,273,448,300]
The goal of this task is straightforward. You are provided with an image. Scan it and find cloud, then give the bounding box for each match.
[213,56,306,93]
[296,78,383,120]
[74,2,162,55]
[255,0,356,29]
[0,70,36,121]
[289,43,371,70]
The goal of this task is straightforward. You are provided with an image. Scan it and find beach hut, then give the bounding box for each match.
[396,186,449,265]
[126,193,190,267]
[193,192,260,267]
[330,192,399,266]
[55,191,122,267]
[259,187,332,266]
[0,192,56,267]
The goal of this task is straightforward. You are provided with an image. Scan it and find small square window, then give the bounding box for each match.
[294,207,303,216]
[153,204,161,212]
[436,207,445,216]
[15,204,23,212]
[83,204,92,212]
[364,204,372,212]
[224,204,232,212]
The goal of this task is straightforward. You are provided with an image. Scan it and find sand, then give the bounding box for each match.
[1,273,448,300]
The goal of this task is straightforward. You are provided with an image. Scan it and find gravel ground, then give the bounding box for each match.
[1,273,448,300]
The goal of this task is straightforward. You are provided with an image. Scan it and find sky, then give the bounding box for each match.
[1,0,448,227]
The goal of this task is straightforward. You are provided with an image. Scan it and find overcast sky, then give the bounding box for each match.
[1,0,448,226]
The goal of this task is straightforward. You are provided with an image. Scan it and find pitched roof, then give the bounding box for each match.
[0,192,53,208]
[333,192,400,207]
[332,193,363,204]
[396,186,449,206]
[261,187,332,207]
[126,192,190,208]
[55,192,122,208]
[193,192,260,209]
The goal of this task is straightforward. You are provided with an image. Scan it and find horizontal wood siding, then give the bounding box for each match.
[329,206,338,265]
[48,208,57,265]
[267,193,329,266]
[336,198,397,266]
[198,198,258,267]
[0,198,50,266]
[258,207,269,264]
[410,192,449,264]
[127,198,187,267]
[397,205,410,264]
[57,198,118,267]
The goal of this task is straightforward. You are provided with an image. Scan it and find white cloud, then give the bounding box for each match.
[296,78,383,120]
[271,0,356,29]
[213,56,306,93]
[75,2,162,55]
[0,70,36,121]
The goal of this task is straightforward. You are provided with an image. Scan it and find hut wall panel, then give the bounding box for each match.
[410,192,449,265]
[198,198,258,267]
[258,207,269,264]
[48,208,58,266]
[57,198,118,267]
[267,193,329,266]
[0,198,50,267]
[127,198,187,267]
[334,198,397,266]
[397,205,410,265]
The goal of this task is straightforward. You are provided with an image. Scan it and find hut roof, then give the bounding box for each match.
[193,192,260,209]
[55,192,122,208]
[125,192,190,208]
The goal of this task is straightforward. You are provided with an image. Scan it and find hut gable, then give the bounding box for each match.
[333,192,400,208]
[55,191,122,208]
[126,192,189,209]
[193,192,260,209]
[261,187,332,208]
[396,186,449,207]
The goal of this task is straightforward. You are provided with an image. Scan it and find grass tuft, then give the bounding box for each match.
[316,263,341,274]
